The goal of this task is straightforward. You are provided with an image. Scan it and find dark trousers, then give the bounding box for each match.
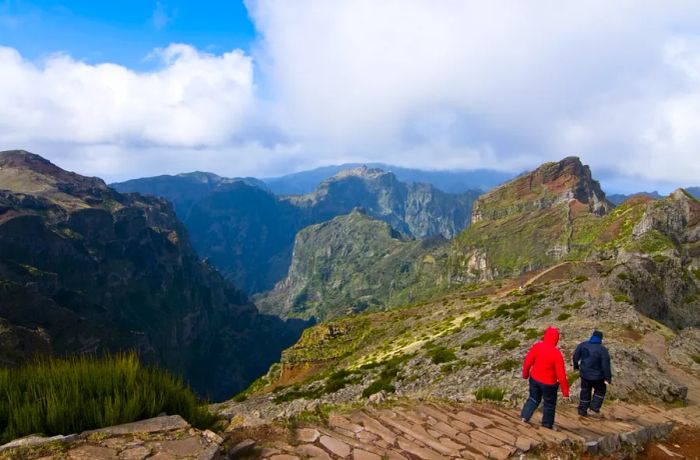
[520,377,559,428]
[578,378,607,415]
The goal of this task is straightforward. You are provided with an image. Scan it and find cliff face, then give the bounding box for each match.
[256,210,445,321]
[0,150,306,401]
[114,166,479,293]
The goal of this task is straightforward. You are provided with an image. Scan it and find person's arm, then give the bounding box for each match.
[555,350,570,397]
[522,344,536,380]
[602,346,612,383]
[572,343,582,371]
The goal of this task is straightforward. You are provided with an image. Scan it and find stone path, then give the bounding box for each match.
[0,415,223,460]
[251,400,698,459]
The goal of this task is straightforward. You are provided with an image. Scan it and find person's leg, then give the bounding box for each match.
[541,382,559,428]
[520,378,542,422]
[590,379,607,413]
[578,378,593,416]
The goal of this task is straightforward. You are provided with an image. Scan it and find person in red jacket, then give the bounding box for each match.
[519,326,570,429]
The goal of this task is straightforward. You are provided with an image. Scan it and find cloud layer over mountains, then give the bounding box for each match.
[1,0,700,190]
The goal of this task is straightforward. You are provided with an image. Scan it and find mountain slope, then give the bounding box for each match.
[114,167,479,293]
[267,157,700,329]
[0,150,306,401]
[219,162,699,419]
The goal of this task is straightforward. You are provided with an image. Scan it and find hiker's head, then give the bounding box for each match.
[590,330,603,343]
[542,326,559,345]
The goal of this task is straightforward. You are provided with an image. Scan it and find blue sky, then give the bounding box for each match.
[1,1,700,193]
[0,0,256,68]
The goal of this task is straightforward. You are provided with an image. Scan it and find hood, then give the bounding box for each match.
[542,326,560,346]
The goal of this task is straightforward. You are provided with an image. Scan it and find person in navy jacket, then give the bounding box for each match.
[573,330,612,417]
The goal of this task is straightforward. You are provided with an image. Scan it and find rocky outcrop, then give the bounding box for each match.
[0,415,224,459]
[0,150,306,401]
[471,156,611,223]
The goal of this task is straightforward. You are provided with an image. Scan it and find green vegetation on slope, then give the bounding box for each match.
[0,353,215,443]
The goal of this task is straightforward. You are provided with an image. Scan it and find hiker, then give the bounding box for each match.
[573,330,612,417]
[520,326,570,429]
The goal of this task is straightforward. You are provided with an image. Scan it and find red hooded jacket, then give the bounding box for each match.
[522,327,569,397]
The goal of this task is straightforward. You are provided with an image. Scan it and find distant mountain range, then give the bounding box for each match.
[262,163,514,195]
[113,167,481,294]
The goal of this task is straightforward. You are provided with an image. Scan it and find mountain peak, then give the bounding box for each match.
[332,165,389,180]
[0,149,109,200]
[472,157,611,222]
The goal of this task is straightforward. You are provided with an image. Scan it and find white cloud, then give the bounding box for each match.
[0,44,254,148]
[2,2,700,191]
[248,0,700,187]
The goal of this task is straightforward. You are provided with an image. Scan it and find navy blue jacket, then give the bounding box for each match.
[572,339,612,382]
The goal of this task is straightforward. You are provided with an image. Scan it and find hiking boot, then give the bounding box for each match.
[542,424,561,431]
[589,410,605,419]
[521,418,530,424]
[578,411,588,417]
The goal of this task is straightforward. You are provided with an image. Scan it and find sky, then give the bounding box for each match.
[1,1,700,193]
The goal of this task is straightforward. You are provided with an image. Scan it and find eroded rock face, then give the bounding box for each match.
[0,150,306,400]
[471,157,611,223]
[668,328,700,370]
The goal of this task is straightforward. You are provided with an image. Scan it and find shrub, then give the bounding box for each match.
[461,328,503,350]
[500,339,520,351]
[273,368,362,403]
[573,275,589,283]
[556,313,571,321]
[361,378,395,398]
[474,387,505,401]
[361,353,413,398]
[0,353,215,443]
[692,355,700,364]
[692,268,700,280]
[562,300,586,310]
[427,347,457,364]
[614,294,633,303]
[523,328,541,340]
[617,272,629,281]
[567,371,580,385]
[535,308,552,318]
[494,359,519,371]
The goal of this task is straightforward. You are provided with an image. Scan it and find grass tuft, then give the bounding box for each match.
[0,353,215,444]
[427,346,457,364]
[474,387,505,401]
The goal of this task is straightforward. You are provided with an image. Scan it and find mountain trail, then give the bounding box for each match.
[231,399,693,459]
